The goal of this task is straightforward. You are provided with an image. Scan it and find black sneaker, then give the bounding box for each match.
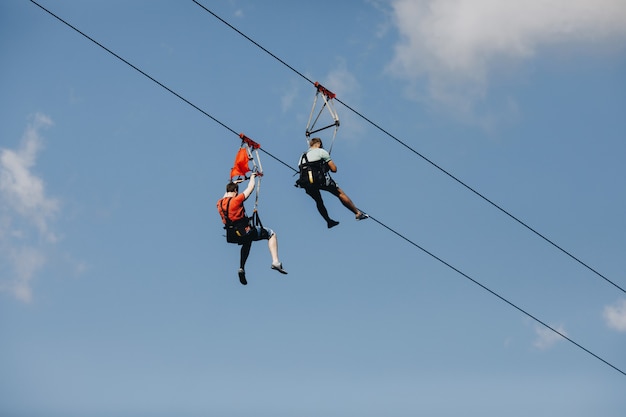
[327,220,340,228]
[238,268,247,285]
[271,263,288,274]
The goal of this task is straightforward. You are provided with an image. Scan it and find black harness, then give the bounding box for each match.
[295,153,328,188]
[219,197,263,244]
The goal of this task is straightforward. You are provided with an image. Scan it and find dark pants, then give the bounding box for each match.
[230,226,272,269]
[304,180,342,224]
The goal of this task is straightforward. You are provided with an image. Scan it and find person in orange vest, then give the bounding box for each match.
[217,173,287,285]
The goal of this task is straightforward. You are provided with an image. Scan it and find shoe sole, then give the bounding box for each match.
[271,265,288,274]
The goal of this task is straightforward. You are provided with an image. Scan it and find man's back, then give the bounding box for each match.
[304,147,331,163]
[217,193,246,225]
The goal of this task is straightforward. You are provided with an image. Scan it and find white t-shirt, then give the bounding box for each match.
[301,147,331,164]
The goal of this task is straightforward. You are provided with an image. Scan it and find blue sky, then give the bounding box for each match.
[2,0,626,416]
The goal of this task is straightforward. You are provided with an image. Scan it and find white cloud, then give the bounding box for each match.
[280,79,300,113]
[533,323,567,350]
[1,246,46,303]
[0,113,59,302]
[325,62,360,99]
[387,0,626,112]
[319,62,366,143]
[1,113,58,242]
[603,299,626,332]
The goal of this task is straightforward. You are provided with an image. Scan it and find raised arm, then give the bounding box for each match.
[242,173,256,199]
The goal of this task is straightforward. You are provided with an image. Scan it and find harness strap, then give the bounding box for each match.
[299,153,327,173]
[250,209,263,228]
[305,82,340,155]
[221,196,259,230]
[220,197,234,225]
[220,196,249,227]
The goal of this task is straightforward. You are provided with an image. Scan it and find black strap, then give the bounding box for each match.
[220,197,234,225]
[250,210,263,228]
[221,196,253,229]
[300,152,327,171]
[299,152,308,167]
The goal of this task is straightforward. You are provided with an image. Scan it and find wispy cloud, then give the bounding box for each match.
[320,61,365,142]
[603,299,626,332]
[533,323,568,350]
[280,79,300,113]
[0,113,59,302]
[387,0,626,115]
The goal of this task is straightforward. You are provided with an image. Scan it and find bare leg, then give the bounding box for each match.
[268,234,287,274]
[267,234,280,265]
[336,187,363,217]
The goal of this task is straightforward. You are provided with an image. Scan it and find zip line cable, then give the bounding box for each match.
[29,1,293,174]
[30,0,625,377]
[190,0,625,295]
[369,214,625,377]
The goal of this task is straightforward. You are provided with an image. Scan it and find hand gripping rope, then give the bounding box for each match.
[305,82,340,154]
[231,133,264,227]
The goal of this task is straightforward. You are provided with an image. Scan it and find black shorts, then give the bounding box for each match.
[228,225,274,245]
[305,177,340,197]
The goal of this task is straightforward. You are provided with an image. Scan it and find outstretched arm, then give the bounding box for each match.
[242,173,256,199]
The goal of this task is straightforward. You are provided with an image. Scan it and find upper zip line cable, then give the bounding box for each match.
[30,0,626,377]
[190,0,625,295]
[29,1,292,174]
